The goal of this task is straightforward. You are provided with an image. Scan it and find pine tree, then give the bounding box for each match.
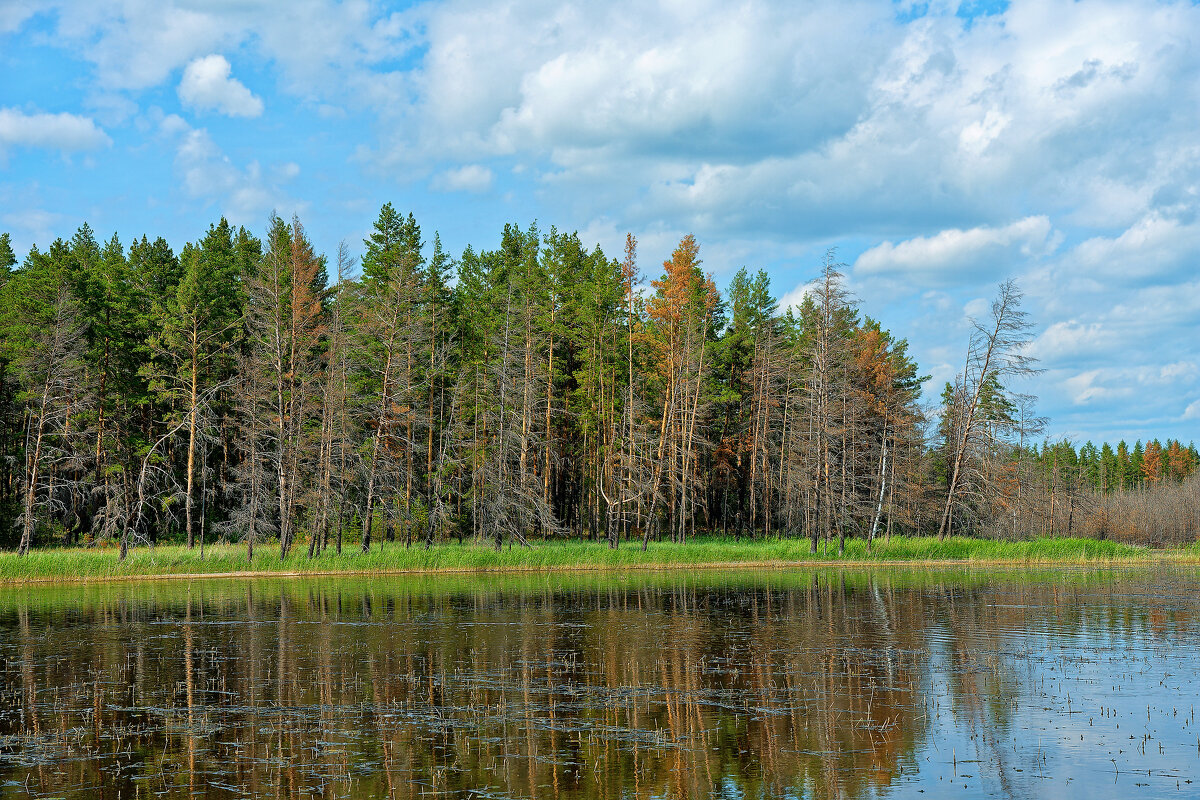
[646,235,719,544]
[243,215,327,557]
[0,232,15,285]
[2,244,91,554]
[85,233,153,543]
[356,204,427,550]
[150,219,247,548]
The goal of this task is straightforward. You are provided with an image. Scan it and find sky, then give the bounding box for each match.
[1,0,1198,446]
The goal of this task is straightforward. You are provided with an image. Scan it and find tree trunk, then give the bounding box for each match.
[185,346,199,549]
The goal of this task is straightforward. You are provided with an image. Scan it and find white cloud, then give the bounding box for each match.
[1052,358,1199,411]
[27,0,1200,249]
[962,297,991,320]
[161,117,299,224]
[1031,320,1114,362]
[1065,213,1200,283]
[958,109,1011,156]
[363,1,891,173]
[34,1,414,97]
[0,3,36,34]
[778,281,815,315]
[431,164,493,193]
[7,0,1200,443]
[352,0,1200,248]
[0,107,111,154]
[1063,369,1133,406]
[85,93,139,127]
[1157,361,1197,384]
[1183,400,1200,421]
[854,217,1057,284]
[158,113,190,137]
[56,5,230,91]
[178,55,263,118]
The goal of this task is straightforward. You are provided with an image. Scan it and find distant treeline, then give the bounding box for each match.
[1030,438,1196,492]
[0,208,1193,559]
[1013,439,1198,546]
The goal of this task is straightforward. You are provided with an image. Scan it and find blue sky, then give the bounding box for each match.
[2,0,1198,446]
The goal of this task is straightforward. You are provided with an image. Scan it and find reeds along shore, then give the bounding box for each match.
[0,214,1195,559]
[0,535,1189,583]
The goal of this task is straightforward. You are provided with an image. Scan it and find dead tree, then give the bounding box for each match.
[474,279,561,549]
[937,280,1040,539]
[14,285,90,555]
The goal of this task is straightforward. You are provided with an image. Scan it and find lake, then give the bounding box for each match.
[2,567,1199,798]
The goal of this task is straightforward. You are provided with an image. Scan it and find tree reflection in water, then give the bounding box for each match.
[1,568,1198,799]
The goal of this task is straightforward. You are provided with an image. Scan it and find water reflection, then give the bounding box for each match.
[1,568,1198,798]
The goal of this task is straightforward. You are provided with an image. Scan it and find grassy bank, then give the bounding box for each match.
[0,535,1187,584]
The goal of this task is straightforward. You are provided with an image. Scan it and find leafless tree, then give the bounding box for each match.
[309,243,356,556]
[473,279,561,549]
[13,285,91,555]
[245,216,326,558]
[220,350,275,562]
[937,280,1040,540]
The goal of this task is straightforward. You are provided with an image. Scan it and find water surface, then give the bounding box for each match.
[2,567,1199,798]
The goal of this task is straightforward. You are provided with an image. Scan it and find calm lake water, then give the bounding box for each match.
[2,567,1200,799]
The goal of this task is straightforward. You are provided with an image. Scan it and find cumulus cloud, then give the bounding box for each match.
[1064,213,1200,284]
[1031,320,1115,363]
[431,164,493,193]
[0,108,111,154]
[28,1,413,96]
[854,217,1058,284]
[7,0,1200,442]
[359,0,1200,245]
[778,281,816,315]
[54,4,230,91]
[26,0,1200,246]
[1063,369,1134,406]
[178,55,263,118]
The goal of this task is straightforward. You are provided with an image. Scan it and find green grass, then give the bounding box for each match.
[0,534,1180,584]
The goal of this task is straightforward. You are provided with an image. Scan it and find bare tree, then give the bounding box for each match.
[599,235,655,549]
[423,339,463,549]
[797,256,855,554]
[123,381,227,560]
[220,350,275,561]
[309,243,356,557]
[474,279,561,549]
[937,280,1040,540]
[246,216,326,557]
[13,284,90,555]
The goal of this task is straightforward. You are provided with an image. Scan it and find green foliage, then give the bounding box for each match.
[0,535,1162,582]
[0,209,1193,561]
[0,232,15,286]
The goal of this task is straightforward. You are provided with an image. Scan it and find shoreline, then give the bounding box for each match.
[2,542,1197,586]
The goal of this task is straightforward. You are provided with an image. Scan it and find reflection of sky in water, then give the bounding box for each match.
[0,568,1198,799]
[914,577,1200,799]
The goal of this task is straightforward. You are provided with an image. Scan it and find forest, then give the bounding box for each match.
[0,206,1196,560]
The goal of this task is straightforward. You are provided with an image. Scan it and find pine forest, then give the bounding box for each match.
[0,207,1196,560]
